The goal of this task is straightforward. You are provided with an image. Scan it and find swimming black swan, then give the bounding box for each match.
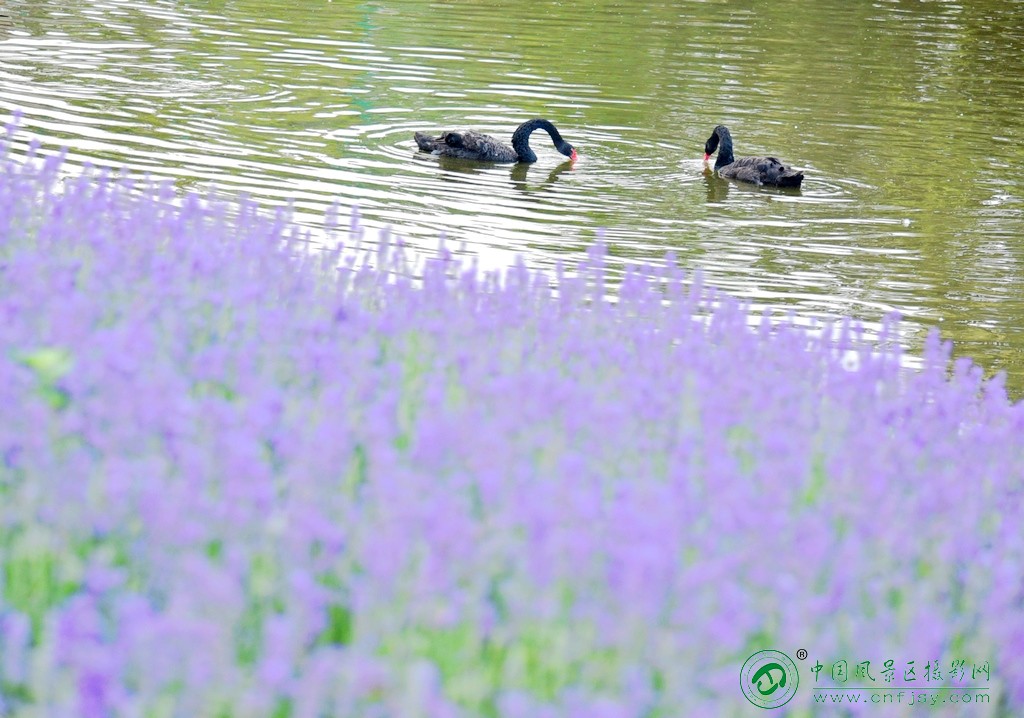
[414,118,577,163]
[703,125,803,187]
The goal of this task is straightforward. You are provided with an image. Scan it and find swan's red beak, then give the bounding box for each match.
[703,152,710,162]
[570,148,578,162]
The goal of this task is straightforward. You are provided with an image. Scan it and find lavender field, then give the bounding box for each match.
[1,135,1023,717]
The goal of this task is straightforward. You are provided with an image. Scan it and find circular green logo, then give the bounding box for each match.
[740,650,799,709]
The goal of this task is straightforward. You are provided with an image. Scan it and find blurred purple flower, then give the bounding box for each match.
[0,129,1021,716]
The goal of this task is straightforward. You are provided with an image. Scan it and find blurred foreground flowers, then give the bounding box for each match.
[1,136,1022,717]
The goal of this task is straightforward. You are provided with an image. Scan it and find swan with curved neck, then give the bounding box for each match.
[703,125,803,188]
[415,119,578,163]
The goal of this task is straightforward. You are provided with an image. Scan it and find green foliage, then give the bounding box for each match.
[14,347,73,410]
[3,527,81,638]
[319,604,354,647]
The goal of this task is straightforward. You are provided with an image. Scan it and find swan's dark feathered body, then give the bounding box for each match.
[703,125,803,188]
[414,118,577,163]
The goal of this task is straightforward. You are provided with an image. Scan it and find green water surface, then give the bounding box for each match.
[2,0,1023,388]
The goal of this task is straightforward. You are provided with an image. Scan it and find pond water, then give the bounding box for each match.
[2,0,1023,391]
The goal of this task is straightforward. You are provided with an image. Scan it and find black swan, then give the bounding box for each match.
[703,125,803,188]
[414,118,577,163]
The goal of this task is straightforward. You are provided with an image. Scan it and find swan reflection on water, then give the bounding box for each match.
[702,166,803,203]
[420,154,575,194]
[510,159,575,193]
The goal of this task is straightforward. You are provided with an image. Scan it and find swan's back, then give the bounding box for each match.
[719,156,804,187]
[414,130,518,163]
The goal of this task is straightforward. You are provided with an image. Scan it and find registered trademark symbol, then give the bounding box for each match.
[796,649,808,660]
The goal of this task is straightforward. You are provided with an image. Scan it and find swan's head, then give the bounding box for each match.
[558,141,578,162]
[704,130,721,161]
[704,124,732,159]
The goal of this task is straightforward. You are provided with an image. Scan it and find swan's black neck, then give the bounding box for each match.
[710,125,734,168]
[511,119,565,163]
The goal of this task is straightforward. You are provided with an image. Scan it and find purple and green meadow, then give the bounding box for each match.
[1,130,1023,717]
